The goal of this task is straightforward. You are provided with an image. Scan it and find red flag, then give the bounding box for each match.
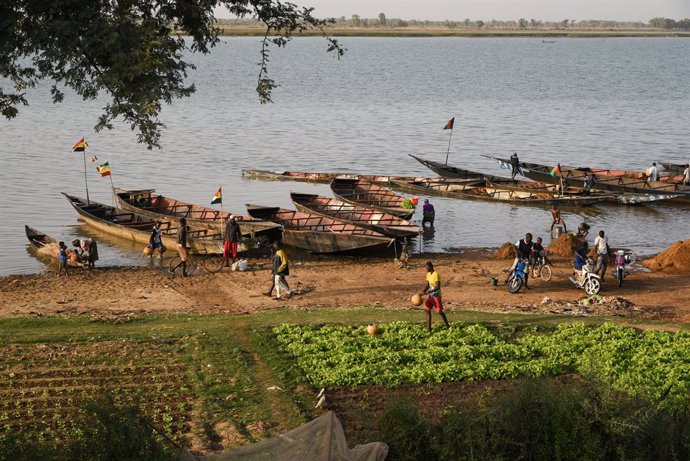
[443,117,455,130]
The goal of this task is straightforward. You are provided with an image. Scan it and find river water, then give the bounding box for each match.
[1,37,689,275]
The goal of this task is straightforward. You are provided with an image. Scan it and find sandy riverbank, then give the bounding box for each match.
[1,250,688,322]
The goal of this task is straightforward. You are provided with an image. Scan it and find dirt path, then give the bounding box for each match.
[2,250,690,322]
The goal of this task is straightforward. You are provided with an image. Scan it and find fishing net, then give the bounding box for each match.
[184,411,388,461]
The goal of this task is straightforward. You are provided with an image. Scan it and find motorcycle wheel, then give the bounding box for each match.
[508,276,522,293]
[618,268,624,287]
[531,264,541,279]
[540,265,552,282]
[585,278,601,295]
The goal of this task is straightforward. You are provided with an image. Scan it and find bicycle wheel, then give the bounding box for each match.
[540,265,552,282]
[168,255,198,276]
[168,255,181,272]
[203,255,226,274]
[531,263,541,279]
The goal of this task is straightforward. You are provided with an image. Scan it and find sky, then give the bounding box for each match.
[216,0,689,23]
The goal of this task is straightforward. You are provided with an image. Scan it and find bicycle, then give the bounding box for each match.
[531,252,553,281]
[168,250,201,277]
[202,254,234,274]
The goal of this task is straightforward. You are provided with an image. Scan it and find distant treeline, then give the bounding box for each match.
[217,15,690,30]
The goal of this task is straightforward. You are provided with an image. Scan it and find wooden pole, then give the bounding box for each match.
[109,173,116,208]
[83,150,90,205]
[444,126,454,166]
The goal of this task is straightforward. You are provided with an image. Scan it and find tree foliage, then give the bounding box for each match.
[0,0,344,148]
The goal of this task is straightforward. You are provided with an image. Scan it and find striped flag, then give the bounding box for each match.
[96,162,111,177]
[90,155,98,163]
[443,117,455,130]
[550,164,562,178]
[211,187,222,205]
[71,138,88,152]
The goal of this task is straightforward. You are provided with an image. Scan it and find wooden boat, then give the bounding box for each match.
[330,178,416,219]
[113,188,279,237]
[484,181,678,206]
[25,225,82,267]
[658,162,688,175]
[409,154,527,184]
[245,205,394,254]
[290,192,421,238]
[486,157,690,202]
[63,193,254,255]
[241,169,433,185]
[391,181,607,206]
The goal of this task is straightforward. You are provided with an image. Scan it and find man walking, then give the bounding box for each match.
[271,241,292,300]
[594,230,609,281]
[510,152,520,180]
[171,217,189,277]
[420,261,450,332]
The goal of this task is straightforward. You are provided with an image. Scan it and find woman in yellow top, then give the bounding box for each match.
[420,261,450,332]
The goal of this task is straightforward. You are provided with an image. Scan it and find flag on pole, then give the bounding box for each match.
[443,117,455,130]
[72,138,88,152]
[211,187,222,205]
[90,155,98,163]
[550,163,562,178]
[96,162,111,177]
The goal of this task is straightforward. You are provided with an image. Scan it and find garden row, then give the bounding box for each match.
[274,322,690,409]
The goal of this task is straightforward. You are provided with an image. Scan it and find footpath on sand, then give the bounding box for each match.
[2,249,690,322]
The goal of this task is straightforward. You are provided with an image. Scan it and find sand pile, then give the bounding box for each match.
[643,240,690,273]
[547,233,584,257]
[494,242,516,259]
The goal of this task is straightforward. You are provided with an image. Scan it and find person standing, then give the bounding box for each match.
[550,205,567,233]
[71,238,93,267]
[648,162,659,182]
[683,163,690,186]
[510,152,520,180]
[148,221,165,258]
[223,215,242,265]
[58,241,68,276]
[420,261,450,332]
[271,241,292,300]
[594,230,609,281]
[582,173,595,196]
[171,217,190,277]
[422,199,435,228]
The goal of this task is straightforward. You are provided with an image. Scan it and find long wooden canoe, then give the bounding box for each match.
[63,193,248,255]
[409,154,528,184]
[330,178,416,219]
[391,181,607,206]
[245,205,394,254]
[113,188,280,238]
[486,156,690,202]
[25,225,82,267]
[241,169,434,185]
[290,192,421,238]
[484,181,678,206]
[658,162,688,175]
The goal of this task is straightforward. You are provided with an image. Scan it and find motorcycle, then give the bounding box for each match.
[507,258,529,293]
[569,257,602,295]
[612,250,636,287]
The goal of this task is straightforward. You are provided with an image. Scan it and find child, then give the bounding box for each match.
[58,241,68,276]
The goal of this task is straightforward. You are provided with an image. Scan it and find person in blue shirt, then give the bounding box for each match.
[573,244,588,279]
[58,241,68,276]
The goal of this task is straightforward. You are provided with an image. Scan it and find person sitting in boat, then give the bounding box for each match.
[422,199,435,228]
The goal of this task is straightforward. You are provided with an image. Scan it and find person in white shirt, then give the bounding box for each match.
[647,162,659,182]
[683,164,690,186]
[593,230,609,281]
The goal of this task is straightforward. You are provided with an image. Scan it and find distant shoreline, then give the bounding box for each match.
[217,25,690,38]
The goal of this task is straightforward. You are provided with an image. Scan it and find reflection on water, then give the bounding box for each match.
[2,37,690,275]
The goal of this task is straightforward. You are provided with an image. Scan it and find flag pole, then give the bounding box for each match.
[445,125,454,166]
[83,149,90,205]
[109,173,116,208]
